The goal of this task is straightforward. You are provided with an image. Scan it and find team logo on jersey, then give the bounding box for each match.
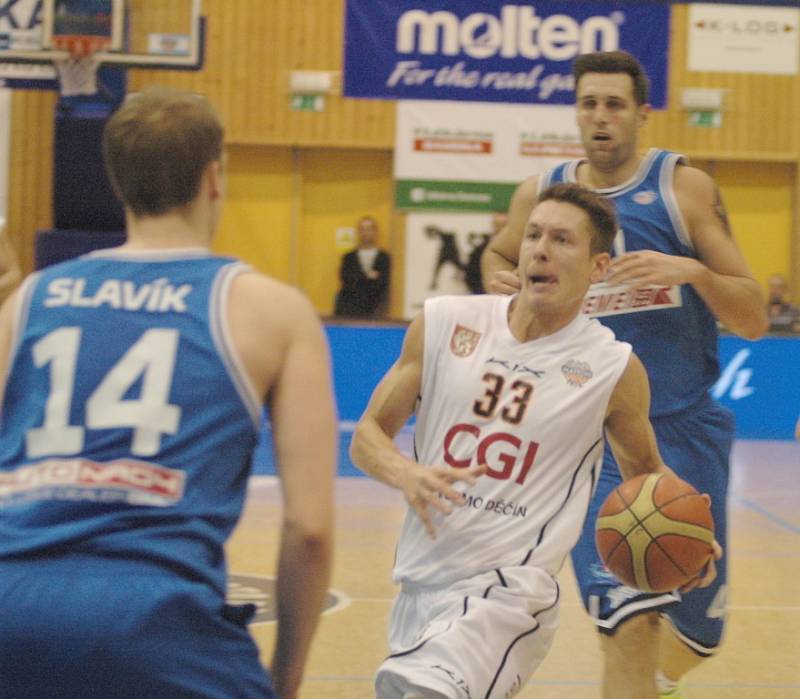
[633,190,657,205]
[561,360,593,387]
[0,458,185,507]
[450,324,482,357]
[227,573,350,625]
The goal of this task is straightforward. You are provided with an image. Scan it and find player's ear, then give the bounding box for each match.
[637,103,651,128]
[590,252,611,283]
[206,160,224,200]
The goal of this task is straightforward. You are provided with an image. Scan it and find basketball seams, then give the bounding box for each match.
[595,473,714,592]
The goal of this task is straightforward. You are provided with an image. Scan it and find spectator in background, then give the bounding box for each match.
[334,215,391,318]
[464,210,508,294]
[766,273,800,333]
[0,219,22,305]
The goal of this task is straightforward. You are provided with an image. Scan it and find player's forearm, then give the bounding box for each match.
[270,522,333,699]
[689,264,768,339]
[480,244,516,290]
[350,416,415,490]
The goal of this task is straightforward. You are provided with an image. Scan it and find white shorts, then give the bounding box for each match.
[376,566,560,699]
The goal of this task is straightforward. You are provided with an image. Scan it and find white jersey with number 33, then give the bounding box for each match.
[393,294,631,586]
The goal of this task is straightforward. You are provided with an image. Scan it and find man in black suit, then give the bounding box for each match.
[334,215,391,318]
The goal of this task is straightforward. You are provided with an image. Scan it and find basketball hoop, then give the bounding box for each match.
[50,0,114,97]
[53,51,102,97]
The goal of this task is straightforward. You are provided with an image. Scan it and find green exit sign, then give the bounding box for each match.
[290,95,325,112]
[688,110,721,128]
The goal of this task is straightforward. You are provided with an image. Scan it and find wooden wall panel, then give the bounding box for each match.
[7,90,56,275]
[643,4,798,160]
[127,0,396,148]
[7,2,800,288]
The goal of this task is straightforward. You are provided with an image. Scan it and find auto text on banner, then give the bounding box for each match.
[344,1,670,107]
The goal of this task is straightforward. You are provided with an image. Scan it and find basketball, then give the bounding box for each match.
[595,473,715,593]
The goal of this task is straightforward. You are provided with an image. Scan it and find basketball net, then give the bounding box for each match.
[52,36,108,97]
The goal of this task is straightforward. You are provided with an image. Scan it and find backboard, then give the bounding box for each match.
[0,0,204,87]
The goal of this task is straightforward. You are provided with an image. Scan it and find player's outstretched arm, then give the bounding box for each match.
[480,176,539,295]
[606,166,767,339]
[233,275,337,699]
[350,312,483,538]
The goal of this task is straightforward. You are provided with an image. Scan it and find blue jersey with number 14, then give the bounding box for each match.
[0,249,261,597]
[541,148,720,417]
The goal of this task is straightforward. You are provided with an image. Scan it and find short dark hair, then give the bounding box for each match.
[103,87,224,216]
[537,183,617,254]
[573,50,649,106]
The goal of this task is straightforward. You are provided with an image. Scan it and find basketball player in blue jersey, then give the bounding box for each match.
[482,52,767,698]
[0,87,336,699]
[352,183,720,699]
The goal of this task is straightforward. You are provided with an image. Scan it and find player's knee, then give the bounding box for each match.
[602,612,660,663]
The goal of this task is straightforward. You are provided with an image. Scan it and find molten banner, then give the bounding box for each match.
[344,1,670,106]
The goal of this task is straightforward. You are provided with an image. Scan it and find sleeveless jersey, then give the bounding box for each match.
[541,148,719,417]
[0,249,262,597]
[392,294,631,586]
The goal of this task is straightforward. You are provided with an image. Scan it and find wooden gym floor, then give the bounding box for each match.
[227,438,800,699]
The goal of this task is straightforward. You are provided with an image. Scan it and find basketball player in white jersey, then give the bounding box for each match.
[351,183,720,699]
[481,51,766,699]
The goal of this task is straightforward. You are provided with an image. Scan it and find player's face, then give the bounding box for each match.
[518,200,609,313]
[357,218,378,247]
[575,73,647,172]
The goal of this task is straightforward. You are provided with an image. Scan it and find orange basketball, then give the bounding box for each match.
[595,473,715,593]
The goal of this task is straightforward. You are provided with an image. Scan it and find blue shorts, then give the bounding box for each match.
[570,396,734,656]
[0,556,275,698]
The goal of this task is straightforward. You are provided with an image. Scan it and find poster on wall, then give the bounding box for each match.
[404,211,495,318]
[395,100,581,211]
[0,0,59,88]
[398,100,581,316]
[687,3,799,75]
[344,1,671,107]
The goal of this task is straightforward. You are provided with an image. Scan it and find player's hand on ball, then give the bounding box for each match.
[680,536,723,593]
[401,463,485,539]
[487,270,522,296]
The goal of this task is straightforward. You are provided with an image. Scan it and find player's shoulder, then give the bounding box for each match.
[423,294,503,346]
[581,315,632,350]
[424,293,496,315]
[607,349,647,409]
[232,268,312,306]
[229,270,319,334]
[673,161,716,197]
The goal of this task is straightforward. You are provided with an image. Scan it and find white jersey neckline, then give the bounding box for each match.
[495,294,592,349]
[87,247,213,260]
